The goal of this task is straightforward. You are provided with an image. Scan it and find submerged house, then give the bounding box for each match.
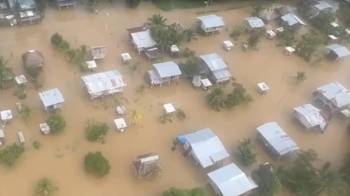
[22,50,44,70]
[8,0,41,24]
[148,61,182,86]
[177,128,230,169]
[208,163,258,196]
[197,14,225,34]
[257,122,299,158]
[199,53,232,84]
[313,82,350,113]
[293,104,327,131]
[280,13,305,29]
[54,0,76,9]
[127,26,158,59]
[133,153,161,178]
[39,88,64,111]
[326,44,350,60]
[81,70,126,99]
[300,0,337,19]
[245,17,265,31]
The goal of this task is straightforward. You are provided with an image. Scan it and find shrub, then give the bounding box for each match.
[18,104,32,121]
[230,25,244,41]
[33,141,41,149]
[176,109,186,120]
[296,72,306,82]
[253,163,281,196]
[296,32,324,62]
[179,56,201,79]
[47,114,66,134]
[85,121,109,142]
[163,187,207,196]
[0,143,25,167]
[51,33,63,48]
[34,178,58,196]
[126,0,140,8]
[207,87,226,111]
[0,57,14,89]
[84,152,110,177]
[237,138,256,166]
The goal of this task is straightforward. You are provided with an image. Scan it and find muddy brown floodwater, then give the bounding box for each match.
[0,2,349,196]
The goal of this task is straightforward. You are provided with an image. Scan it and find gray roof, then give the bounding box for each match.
[130,29,157,50]
[197,15,225,29]
[245,17,265,29]
[257,122,299,157]
[316,82,350,108]
[39,88,64,108]
[294,104,327,129]
[314,1,332,11]
[200,53,228,71]
[327,44,350,58]
[153,61,182,78]
[208,163,258,196]
[281,13,305,26]
[182,128,230,168]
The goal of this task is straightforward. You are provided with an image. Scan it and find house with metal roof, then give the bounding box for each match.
[300,0,338,19]
[54,0,76,9]
[7,0,41,24]
[39,88,64,111]
[326,44,350,60]
[245,17,265,30]
[313,82,350,112]
[197,14,225,34]
[127,26,157,55]
[280,13,305,28]
[199,53,232,84]
[293,104,327,131]
[257,122,299,158]
[177,128,230,169]
[208,163,258,196]
[81,70,126,99]
[148,61,182,86]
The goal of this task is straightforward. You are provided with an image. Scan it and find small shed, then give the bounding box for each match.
[257,122,299,158]
[81,70,126,99]
[116,105,126,115]
[15,74,28,85]
[133,153,161,178]
[201,78,212,90]
[39,123,50,134]
[114,118,127,132]
[284,46,295,55]
[245,17,265,30]
[223,40,234,51]
[89,46,107,60]
[199,53,232,84]
[38,88,65,111]
[257,82,270,95]
[121,53,132,63]
[293,104,327,131]
[266,30,276,39]
[22,50,44,70]
[280,13,305,28]
[170,45,180,56]
[16,131,25,144]
[85,60,97,71]
[148,61,182,86]
[0,110,13,123]
[163,103,176,114]
[208,163,258,196]
[128,27,157,54]
[326,44,350,60]
[197,14,225,34]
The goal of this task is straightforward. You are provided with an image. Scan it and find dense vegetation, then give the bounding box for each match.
[163,187,207,196]
[0,143,25,167]
[84,152,110,177]
[236,138,256,166]
[252,163,281,196]
[85,121,109,142]
[47,114,66,134]
[0,57,14,89]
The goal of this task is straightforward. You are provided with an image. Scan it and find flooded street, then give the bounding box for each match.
[0,2,349,196]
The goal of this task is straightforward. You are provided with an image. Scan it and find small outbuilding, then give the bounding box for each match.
[133,153,161,178]
[81,70,126,99]
[38,88,65,111]
[121,52,132,63]
[245,17,265,30]
[197,14,225,34]
[257,82,270,95]
[199,53,232,84]
[293,104,327,131]
[39,123,50,134]
[15,74,28,85]
[85,60,97,71]
[16,131,25,144]
[163,103,176,114]
[22,50,44,70]
[280,13,305,28]
[114,118,127,132]
[208,163,258,196]
[177,128,230,169]
[148,61,182,86]
[257,122,299,158]
[0,109,13,123]
[326,44,350,60]
[223,40,234,51]
[89,46,107,60]
[127,26,157,55]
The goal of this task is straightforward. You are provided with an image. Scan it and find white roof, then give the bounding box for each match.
[15,74,28,85]
[294,104,327,130]
[317,82,350,108]
[182,128,230,168]
[314,1,332,11]
[81,70,126,96]
[281,13,305,26]
[163,103,176,114]
[0,110,12,121]
[153,61,182,78]
[257,122,299,156]
[208,163,258,196]
[245,17,265,29]
[39,88,64,108]
[327,44,350,58]
[114,118,127,130]
[130,29,157,49]
[200,53,228,71]
[86,60,97,70]
[197,15,225,29]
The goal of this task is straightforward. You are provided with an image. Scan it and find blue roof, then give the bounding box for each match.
[153,61,182,78]
[245,17,265,29]
[197,15,225,29]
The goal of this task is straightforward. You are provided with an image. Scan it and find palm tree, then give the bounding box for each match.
[148,14,167,26]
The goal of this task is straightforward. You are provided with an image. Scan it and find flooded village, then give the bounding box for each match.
[1,0,350,195]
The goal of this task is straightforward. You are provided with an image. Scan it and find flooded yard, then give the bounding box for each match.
[0,2,349,196]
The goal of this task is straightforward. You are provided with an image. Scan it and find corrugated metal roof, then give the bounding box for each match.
[327,44,350,58]
[294,104,326,130]
[208,163,258,196]
[200,53,228,71]
[281,13,305,26]
[245,17,265,29]
[153,61,182,78]
[130,29,157,49]
[257,122,299,156]
[316,82,350,108]
[197,14,225,29]
[39,88,64,108]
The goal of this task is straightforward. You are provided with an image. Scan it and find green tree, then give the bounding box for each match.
[47,114,66,134]
[85,121,109,142]
[247,32,261,49]
[33,178,58,196]
[296,32,324,62]
[180,56,201,79]
[126,0,141,8]
[163,187,207,196]
[148,14,167,26]
[0,57,14,89]
[84,152,110,177]
[0,143,25,167]
[277,29,296,46]
[18,104,32,121]
[225,82,252,108]
[236,138,256,166]
[207,87,226,111]
[296,72,306,82]
[253,163,281,196]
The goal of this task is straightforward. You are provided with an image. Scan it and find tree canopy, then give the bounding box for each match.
[84,152,110,177]
[163,187,207,196]
[0,143,25,167]
[47,114,66,134]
